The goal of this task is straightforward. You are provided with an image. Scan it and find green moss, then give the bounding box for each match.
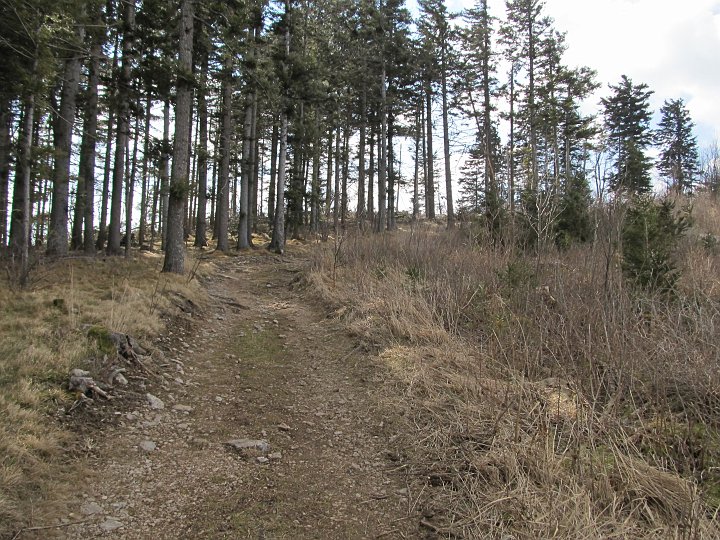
[87,326,117,356]
[231,327,282,365]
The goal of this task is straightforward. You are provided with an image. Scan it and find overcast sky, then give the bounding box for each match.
[445,0,720,149]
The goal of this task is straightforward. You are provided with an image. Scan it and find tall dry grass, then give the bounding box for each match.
[0,250,210,536]
[307,196,720,538]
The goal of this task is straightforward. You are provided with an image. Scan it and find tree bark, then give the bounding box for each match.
[163,0,194,273]
[125,107,141,257]
[310,113,321,232]
[425,79,435,219]
[387,111,395,230]
[376,64,387,232]
[333,113,341,233]
[269,0,291,254]
[216,53,233,252]
[324,125,333,225]
[138,90,152,248]
[268,119,278,223]
[0,101,12,248]
[107,0,135,255]
[368,124,374,221]
[357,83,367,225]
[48,19,85,256]
[341,110,350,229]
[194,50,209,247]
[412,99,420,220]
[159,99,170,250]
[9,69,36,284]
[441,36,454,228]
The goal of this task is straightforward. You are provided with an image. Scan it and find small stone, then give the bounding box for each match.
[172,404,193,412]
[146,393,164,410]
[256,456,269,464]
[80,501,104,515]
[268,452,282,461]
[215,396,223,402]
[225,438,269,453]
[277,423,292,432]
[139,440,156,452]
[114,373,129,385]
[99,518,124,532]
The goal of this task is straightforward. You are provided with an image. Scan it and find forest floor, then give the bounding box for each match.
[32,249,419,539]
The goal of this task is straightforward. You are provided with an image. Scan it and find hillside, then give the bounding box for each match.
[2,194,720,538]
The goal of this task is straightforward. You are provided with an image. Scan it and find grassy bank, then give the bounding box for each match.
[308,199,720,538]
[0,250,209,536]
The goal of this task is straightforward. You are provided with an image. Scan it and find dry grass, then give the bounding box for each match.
[0,249,212,536]
[307,195,720,538]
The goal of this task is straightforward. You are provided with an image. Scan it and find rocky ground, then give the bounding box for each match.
[33,251,421,539]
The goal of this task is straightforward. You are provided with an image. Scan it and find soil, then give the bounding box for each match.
[37,251,421,539]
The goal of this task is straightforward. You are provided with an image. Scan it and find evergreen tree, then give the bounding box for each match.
[656,98,699,195]
[601,75,654,195]
[162,0,195,274]
[457,0,503,235]
[622,195,691,292]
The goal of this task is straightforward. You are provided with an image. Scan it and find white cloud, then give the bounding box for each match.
[447,0,720,147]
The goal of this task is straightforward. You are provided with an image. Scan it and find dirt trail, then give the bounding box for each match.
[58,252,417,539]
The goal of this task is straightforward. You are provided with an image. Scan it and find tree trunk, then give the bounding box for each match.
[159,99,170,250]
[412,99,420,220]
[357,83,367,225]
[249,100,259,238]
[0,101,12,248]
[216,53,233,252]
[268,119,278,223]
[269,0,291,254]
[341,111,350,228]
[508,64,516,223]
[310,113,321,232]
[368,123,375,221]
[325,125,333,225]
[107,0,135,255]
[425,79,435,219]
[138,90,152,248]
[387,111,395,230]
[48,20,85,256]
[9,84,36,283]
[333,113,341,233]
[194,50,209,247]
[238,92,254,249]
[163,0,194,273]
[441,38,454,228]
[376,64,387,233]
[125,108,141,257]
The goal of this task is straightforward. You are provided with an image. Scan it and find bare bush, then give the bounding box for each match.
[307,199,720,538]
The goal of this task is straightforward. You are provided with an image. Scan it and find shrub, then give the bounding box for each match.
[621,195,691,292]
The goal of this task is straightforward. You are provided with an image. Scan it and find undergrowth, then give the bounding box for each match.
[307,195,720,538]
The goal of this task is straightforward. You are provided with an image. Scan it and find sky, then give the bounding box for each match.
[449,0,720,149]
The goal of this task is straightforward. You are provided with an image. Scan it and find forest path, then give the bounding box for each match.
[61,251,415,539]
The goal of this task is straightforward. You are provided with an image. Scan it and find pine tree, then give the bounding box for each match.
[601,75,654,195]
[162,0,195,273]
[656,98,699,195]
[458,0,503,235]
